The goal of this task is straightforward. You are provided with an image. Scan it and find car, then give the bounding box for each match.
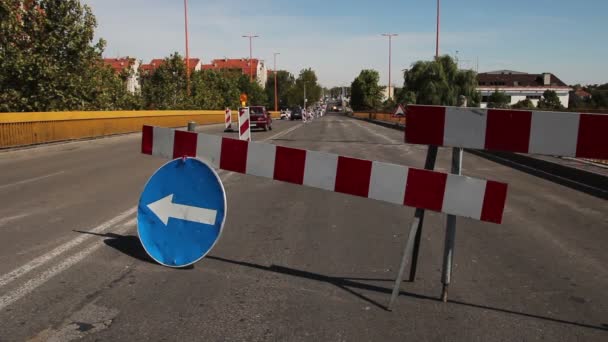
[280,109,291,120]
[241,106,272,131]
[290,107,303,120]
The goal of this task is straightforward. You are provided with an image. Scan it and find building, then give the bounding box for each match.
[477,70,571,108]
[572,88,592,100]
[139,58,202,75]
[202,58,268,88]
[103,57,141,94]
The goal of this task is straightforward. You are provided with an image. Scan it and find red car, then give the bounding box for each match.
[240,106,273,131]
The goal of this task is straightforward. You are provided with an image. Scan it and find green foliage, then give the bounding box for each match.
[487,90,510,109]
[238,75,267,107]
[511,98,535,109]
[537,90,564,110]
[287,68,322,108]
[0,0,141,112]
[399,55,481,107]
[191,70,241,110]
[265,70,295,109]
[350,69,384,110]
[140,53,190,109]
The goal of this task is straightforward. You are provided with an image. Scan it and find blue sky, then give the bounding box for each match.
[83,0,608,87]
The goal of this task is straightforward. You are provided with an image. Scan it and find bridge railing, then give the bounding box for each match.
[0,110,280,148]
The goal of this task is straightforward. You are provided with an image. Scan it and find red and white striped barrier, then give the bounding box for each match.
[141,126,508,224]
[238,107,251,141]
[224,108,233,131]
[405,105,608,159]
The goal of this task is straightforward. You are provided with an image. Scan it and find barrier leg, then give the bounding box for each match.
[441,147,462,302]
[408,145,438,282]
[388,216,421,311]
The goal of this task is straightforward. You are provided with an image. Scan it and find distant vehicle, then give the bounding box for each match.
[290,107,303,120]
[240,106,273,131]
[280,109,291,120]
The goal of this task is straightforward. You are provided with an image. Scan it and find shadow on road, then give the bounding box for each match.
[72,230,193,269]
[206,255,608,332]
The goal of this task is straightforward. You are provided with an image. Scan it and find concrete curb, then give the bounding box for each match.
[346,114,608,200]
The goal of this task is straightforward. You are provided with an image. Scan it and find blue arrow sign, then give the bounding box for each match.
[138,157,226,267]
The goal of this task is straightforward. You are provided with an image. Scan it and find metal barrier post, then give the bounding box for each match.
[408,145,438,281]
[441,147,462,301]
[388,216,421,310]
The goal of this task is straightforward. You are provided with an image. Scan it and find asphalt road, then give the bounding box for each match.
[0,114,606,341]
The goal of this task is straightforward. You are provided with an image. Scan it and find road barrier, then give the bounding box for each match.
[141,124,510,309]
[141,125,508,223]
[238,108,251,141]
[224,108,234,132]
[0,110,280,149]
[399,104,608,307]
[406,105,608,159]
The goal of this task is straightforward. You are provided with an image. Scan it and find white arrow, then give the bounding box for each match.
[147,194,217,226]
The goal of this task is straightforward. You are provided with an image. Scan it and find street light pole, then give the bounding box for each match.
[273,52,280,112]
[184,0,190,96]
[381,33,398,99]
[242,35,259,82]
[436,0,440,58]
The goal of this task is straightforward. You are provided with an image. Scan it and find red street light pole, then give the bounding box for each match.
[381,33,398,99]
[184,0,191,96]
[242,34,259,82]
[273,52,280,112]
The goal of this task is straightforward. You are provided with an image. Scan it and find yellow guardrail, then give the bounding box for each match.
[0,110,280,148]
[352,112,406,125]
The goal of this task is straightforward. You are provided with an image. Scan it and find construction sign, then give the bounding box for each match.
[392,104,406,117]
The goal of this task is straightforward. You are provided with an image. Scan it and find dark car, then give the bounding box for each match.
[241,106,272,131]
[290,107,303,120]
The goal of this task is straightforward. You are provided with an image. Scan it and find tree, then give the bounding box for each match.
[238,75,267,107]
[140,53,190,109]
[511,98,535,109]
[538,90,564,110]
[400,55,481,107]
[349,69,384,111]
[487,90,510,108]
[190,69,241,110]
[0,0,130,112]
[287,68,322,108]
[265,70,295,109]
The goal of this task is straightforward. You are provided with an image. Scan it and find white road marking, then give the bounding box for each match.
[0,171,66,190]
[0,207,136,289]
[0,218,137,312]
[0,213,29,228]
[265,123,303,141]
[351,120,398,144]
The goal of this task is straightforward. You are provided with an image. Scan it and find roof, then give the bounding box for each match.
[574,88,592,98]
[103,58,136,73]
[477,71,568,88]
[484,70,528,75]
[140,58,201,73]
[202,58,259,77]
